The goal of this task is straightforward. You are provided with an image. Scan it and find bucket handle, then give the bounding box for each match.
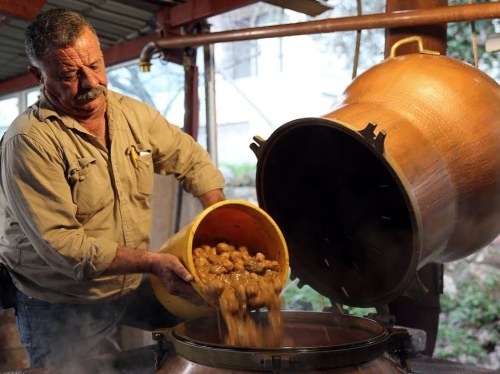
[390,36,441,58]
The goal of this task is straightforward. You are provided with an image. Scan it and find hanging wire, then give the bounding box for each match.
[352,0,362,79]
[468,0,479,68]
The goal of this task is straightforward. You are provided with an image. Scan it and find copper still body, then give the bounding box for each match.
[325,41,500,264]
[251,40,500,307]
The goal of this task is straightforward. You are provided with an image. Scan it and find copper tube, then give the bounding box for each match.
[139,41,157,72]
[139,3,500,69]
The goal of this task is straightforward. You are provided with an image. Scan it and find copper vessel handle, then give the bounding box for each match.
[250,135,266,158]
[390,35,441,58]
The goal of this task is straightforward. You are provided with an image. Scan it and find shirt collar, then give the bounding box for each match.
[35,91,61,122]
[35,91,115,130]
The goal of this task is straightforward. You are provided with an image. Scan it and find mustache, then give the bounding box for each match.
[75,86,106,102]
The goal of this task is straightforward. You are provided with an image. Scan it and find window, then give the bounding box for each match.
[27,89,40,107]
[107,60,186,128]
[0,87,40,136]
[0,96,19,135]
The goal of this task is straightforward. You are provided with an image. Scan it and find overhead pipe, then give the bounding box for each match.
[139,2,500,71]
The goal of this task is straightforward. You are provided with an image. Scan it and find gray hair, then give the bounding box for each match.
[24,8,98,66]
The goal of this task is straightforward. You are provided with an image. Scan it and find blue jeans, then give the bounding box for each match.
[15,276,179,368]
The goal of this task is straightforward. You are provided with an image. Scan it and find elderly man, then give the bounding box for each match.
[0,8,224,368]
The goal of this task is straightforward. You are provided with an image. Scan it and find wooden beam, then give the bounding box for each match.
[103,34,162,67]
[264,0,331,17]
[0,70,36,96]
[0,0,46,20]
[167,0,258,28]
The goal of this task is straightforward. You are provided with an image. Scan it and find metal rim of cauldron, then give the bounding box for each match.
[251,117,421,307]
[162,311,395,372]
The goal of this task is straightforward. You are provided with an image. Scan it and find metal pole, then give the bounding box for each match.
[203,42,219,165]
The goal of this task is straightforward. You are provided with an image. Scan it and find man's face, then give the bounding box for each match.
[30,27,108,119]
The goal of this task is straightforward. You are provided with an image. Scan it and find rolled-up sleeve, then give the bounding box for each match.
[147,109,225,196]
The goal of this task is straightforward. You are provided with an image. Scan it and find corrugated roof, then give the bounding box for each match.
[0,0,164,84]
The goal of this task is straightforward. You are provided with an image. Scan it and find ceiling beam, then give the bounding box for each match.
[0,0,46,20]
[103,34,162,66]
[0,73,36,96]
[264,0,331,17]
[166,0,258,28]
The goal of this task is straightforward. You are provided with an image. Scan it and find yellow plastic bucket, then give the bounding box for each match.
[151,199,290,320]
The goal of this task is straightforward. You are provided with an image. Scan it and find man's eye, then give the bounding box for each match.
[60,74,77,82]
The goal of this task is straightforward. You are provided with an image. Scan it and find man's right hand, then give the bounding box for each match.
[105,247,207,306]
[151,253,207,306]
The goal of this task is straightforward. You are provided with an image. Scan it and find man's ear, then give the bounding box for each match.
[28,66,43,84]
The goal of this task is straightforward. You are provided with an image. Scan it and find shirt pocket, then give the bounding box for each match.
[127,144,154,197]
[68,157,112,219]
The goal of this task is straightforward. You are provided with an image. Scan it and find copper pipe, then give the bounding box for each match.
[139,3,500,70]
[139,42,157,72]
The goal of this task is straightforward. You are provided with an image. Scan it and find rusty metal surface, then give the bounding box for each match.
[2,346,496,374]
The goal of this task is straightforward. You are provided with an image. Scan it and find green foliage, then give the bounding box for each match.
[435,274,500,367]
[281,278,331,311]
[447,0,500,77]
[220,162,255,174]
[280,275,375,317]
[219,162,256,175]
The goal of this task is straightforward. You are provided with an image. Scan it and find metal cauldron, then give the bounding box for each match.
[155,311,408,373]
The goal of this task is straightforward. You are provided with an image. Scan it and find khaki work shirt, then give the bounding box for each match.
[0,90,224,303]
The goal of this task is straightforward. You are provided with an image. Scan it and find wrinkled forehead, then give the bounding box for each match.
[41,28,103,68]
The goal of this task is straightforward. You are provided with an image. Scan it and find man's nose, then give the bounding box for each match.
[79,67,99,88]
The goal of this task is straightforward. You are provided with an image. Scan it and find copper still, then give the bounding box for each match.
[155,37,500,372]
[251,37,500,307]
